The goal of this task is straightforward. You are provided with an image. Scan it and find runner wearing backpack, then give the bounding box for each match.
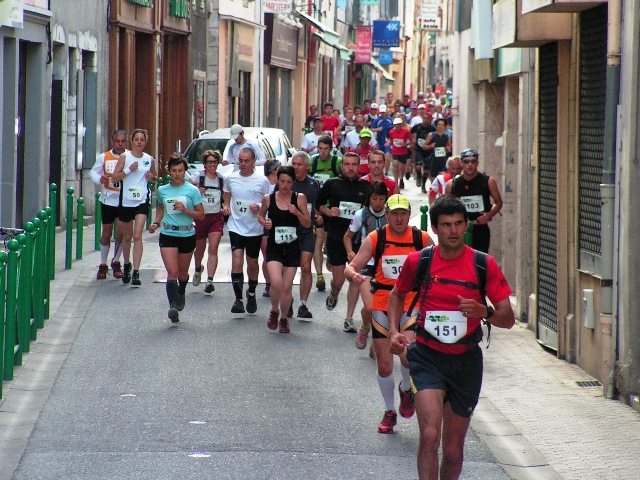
[388,195,514,480]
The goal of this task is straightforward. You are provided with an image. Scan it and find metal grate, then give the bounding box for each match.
[576,380,602,388]
[537,42,559,336]
[578,4,607,256]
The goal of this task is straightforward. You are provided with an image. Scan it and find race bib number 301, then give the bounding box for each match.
[164,196,187,214]
[423,311,468,344]
[381,254,408,280]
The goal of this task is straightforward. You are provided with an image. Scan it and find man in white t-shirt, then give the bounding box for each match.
[301,116,324,156]
[409,104,426,128]
[222,147,272,314]
[222,124,267,170]
[343,115,378,151]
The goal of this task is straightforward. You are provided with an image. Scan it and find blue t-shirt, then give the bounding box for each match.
[371,116,393,145]
[157,182,202,237]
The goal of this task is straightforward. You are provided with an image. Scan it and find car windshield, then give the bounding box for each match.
[262,132,282,156]
[184,138,229,165]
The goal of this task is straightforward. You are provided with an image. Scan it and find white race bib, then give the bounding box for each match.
[164,196,187,214]
[313,174,331,187]
[461,195,484,213]
[381,255,408,280]
[434,147,446,157]
[307,203,313,215]
[417,138,425,147]
[274,226,297,244]
[339,201,359,220]
[125,186,144,203]
[359,157,368,165]
[423,311,468,344]
[393,138,405,148]
[104,159,118,174]
[203,191,221,209]
[232,199,254,217]
[323,130,333,137]
[345,125,356,132]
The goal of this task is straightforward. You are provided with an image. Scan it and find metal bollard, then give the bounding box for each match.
[420,204,429,231]
[146,181,154,229]
[39,209,51,320]
[4,239,21,379]
[16,233,30,353]
[95,192,102,251]
[31,217,45,330]
[45,206,55,281]
[22,223,37,341]
[164,175,170,184]
[464,221,473,246]
[0,250,7,396]
[65,187,74,269]
[76,197,84,260]
[49,183,57,227]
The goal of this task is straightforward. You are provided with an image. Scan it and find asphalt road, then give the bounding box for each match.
[11,264,510,480]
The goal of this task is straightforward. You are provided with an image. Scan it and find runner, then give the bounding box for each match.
[386,116,412,189]
[361,150,399,197]
[188,149,225,293]
[343,182,389,352]
[445,149,503,253]
[222,147,272,314]
[349,128,376,177]
[149,154,204,323]
[345,194,432,434]
[370,104,393,175]
[309,136,342,292]
[90,129,126,279]
[388,195,514,479]
[111,128,157,286]
[410,111,435,192]
[260,160,281,297]
[301,116,324,156]
[290,152,320,319]
[315,152,369,332]
[429,156,461,206]
[258,166,311,333]
[321,102,340,145]
[424,118,452,181]
[222,124,266,170]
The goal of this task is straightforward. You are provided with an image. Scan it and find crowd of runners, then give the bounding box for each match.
[90,89,512,479]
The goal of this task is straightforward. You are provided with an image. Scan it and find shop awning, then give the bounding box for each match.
[294,10,338,36]
[370,57,395,83]
[312,31,352,60]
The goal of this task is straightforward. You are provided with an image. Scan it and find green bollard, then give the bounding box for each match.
[23,223,37,341]
[0,251,6,397]
[45,206,55,281]
[4,239,21,379]
[146,181,154,229]
[420,204,429,231]
[16,233,30,354]
[164,175,170,184]
[95,193,102,251]
[31,217,44,330]
[76,197,84,260]
[49,183,58,227]
[65,187,74,269]
[39,210,51,320]
[464,221,474,246]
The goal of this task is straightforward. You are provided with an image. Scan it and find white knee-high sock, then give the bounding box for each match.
[377,372,395,411]
[400,366,411,392]
[100,243,110,264]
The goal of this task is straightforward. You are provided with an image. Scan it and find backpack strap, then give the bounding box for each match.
[199,172,205,188]
[473,249,491,347]
[331,155,339,177]
[310,155,319,176]
[407,245,434,316]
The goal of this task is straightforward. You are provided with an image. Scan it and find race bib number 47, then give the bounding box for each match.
[232,200,253,217]
[423,311,468,344]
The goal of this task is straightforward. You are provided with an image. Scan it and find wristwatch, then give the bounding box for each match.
[484,306,495,319]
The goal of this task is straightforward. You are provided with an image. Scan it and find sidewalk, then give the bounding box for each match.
[2,181,640,479]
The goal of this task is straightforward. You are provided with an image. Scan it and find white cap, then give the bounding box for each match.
[417,91,424,97]
[392,117,403,125]
[378,105,388,113]
[418,104,426,109]
[230,124,243,139]
[370,102,378,109]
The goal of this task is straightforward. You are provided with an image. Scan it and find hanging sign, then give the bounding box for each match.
[372,20,400,48]
[355,27,372,64]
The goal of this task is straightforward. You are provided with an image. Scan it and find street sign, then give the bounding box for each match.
[372,20,400,48]
[379,50,393,65]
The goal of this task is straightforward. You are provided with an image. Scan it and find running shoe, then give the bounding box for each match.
[326,291,339,310]
[378,410,397,434]
[297,304,313,319]
[398,383,415,419]
[355,325,370,349]
[111,261,123,279]
[168,307,179,323]
[405,171,411,180]
[231,300,245,313]
[131,271,141,286]
[316,274,326,292]
[122,263,132,284]
[369,344,376,359]
[246,292,257,314]
[279,318,290,334]
[287,301,294,318]
[267,310,278,330]
[193,266,203,286]
[343,317,357,333]
[262,284,271,297]
[399,179,405,189]
[175,293,185,312]
[204,281,215,293]
[97,263,108,280]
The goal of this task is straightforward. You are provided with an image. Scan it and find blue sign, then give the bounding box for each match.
[372,20,400,48]
[378,50,393,65]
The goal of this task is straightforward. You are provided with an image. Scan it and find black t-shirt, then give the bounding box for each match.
[292,176,320,234]
[451,173,492,221]
[411,123,435,159]
[315,176,370,241]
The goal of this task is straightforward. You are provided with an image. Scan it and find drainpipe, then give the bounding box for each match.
[604,0,621,399]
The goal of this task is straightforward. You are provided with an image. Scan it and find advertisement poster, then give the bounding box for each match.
[355,27,372,64]
[372,20,400,48]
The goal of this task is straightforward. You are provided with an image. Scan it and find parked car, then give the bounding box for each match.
[183,128,277,177]
[242,127,297,166]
